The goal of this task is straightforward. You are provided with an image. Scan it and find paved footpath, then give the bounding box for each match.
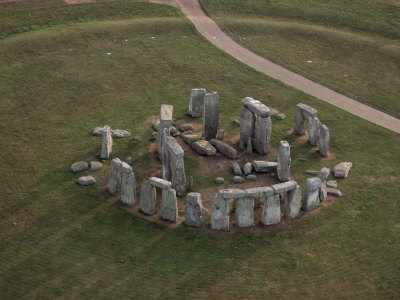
[151,0,400,134]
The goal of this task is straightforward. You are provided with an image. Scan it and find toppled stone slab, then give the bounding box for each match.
[161,188,178,222]
[241,97,271,117]
[178,123,193,132]
[236,198,254,228]
[90,161,102,172]
[247,174,257,180]
[181,130,192,136]
[140,180,156,216]
[218,188,246,199]
[327,187,342,197]
[192,140,217,156]
[71,161,88,173]
[272,181,297,194]
[202,92,219,140]
[182,134,205,146]
[210,139,237,159]
[210,195,230,230]
[185,192,202,227]
[327,180,337,189]
[78,176,96,186]
[285,185,301,219]
[243,162,252,175]
[333,162,352,178]
[245,186,274,198]
[302,177,321,211]
[215,177,224,184]
[319,183,328,202]
[277,140,291,182]
[92,127,131,138]
[318,167,330,182]
[232,176,245,183]
[261,195,280,225]
[149,177,172,189]
[188,88,206,118]
[252,161,277,173]
[232,162,243,175]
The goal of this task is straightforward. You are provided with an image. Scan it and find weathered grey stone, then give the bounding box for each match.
[247,174,257,180]
[302,177,321,211]
[210,139,237,159]
[296,103,318,117]
[126,157,132,165]
[121,165,136,206]
[304,170,320,175]
[245,186,274,198]
[189,176,194,192]
[108,158,122,195]
[89,161,102,172]
[241,97,271,117]
[140,180,156,215]
[308,116,320,146]
[202,92,219,140]
[269,107,279,116]
[153,120,160,131]
[161,188,178,222]
[277,140,291,182]
[218,188,246,199]
[239,105,255,150]
[232,162,243,175]
[181,134,205,145]
[261,195,281,225]
[234,119,240,126]
[327,187,342,197]
[243,162,252,175]
[217,129,224,141]
[275,113,285,120]
[178,123,193,132]
[317,124,330,157]
[151,132,158,140]
[294,106,306,135]
[78,176,96,186]
[164,136,186,196]
[215,177,224,184]
[236,198,254,227]
[192,140,217,156]
[100,125,113,159]
[232,176,245,183]
[246,137,253,154]
[185,192,202,227]
[318,167,330,182]
[272,181,297,194]
[170,126,178,136]
[252,161,277,173]
[333,162,352,178]
[210,195,230,230]
[156,104,173,159]
[149,177,172,189]
[112,129,131,138]
[181,130,193,136]
[71,161,88,173]
[327,180,337,189]
[319,183,328,202]
[92,127,103,136]
[253,116,271,155]
[285,185,301,219]
[188,88,206,118]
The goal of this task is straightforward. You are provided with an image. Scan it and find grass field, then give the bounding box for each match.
[0,1,399,298]
[200,0,400,118]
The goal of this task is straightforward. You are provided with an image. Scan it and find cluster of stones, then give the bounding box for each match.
[239,97,272,155]
[294,103,330,156]
[70,160,103,185]
[108,158,137,205]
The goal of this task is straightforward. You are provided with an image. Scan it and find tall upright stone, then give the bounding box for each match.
[164,136,186,196]
[188,88,206,118]
[140,180,157,215]
[120,162,137,206]
[100,125,113,159]
[108,158,122,195]
[202,92,219,140]
[239,105,255,150]
[277,140,291,182]
[294,106,306,135]
[235,198,254,228]
[317,124,330,157]
[284,185,301,219]
[308,116,320,146]
[210,194,230,231]
[161,188,178,222]
[253,115,272,154]
[185,192,202,227]
[302,177,321,211]
[261,195,281,225]
[156,104,173,159]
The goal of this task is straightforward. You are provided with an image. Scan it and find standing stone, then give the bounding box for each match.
[210,195,230,231]
[100,125,113,159]
[317,124,330,157]
[188,88,206,118]
[140,180,157,215]
[161,188,178,222]
[185,192,202,227]
[165,136,186,196]
[239,105,255,150]
[319,183,328,202]
[318,167,330,182]
[121,162,137,206]
[284,185,301,219]
[235,198,254,228]
[261,195,281,225]
[246,137,253,154]
[253,116,271,155]
[294,106,306,135]
[308,116,320,146]
[156,104,173,159]
[108,158,122,195]
[189,176,194,192]
[277,140,291,182]
[202,92,219,140]
[217,129,224,141]
[161,129,171,181]
[243,162,252,175]
[302,177,321,211]
[232,162,243,175]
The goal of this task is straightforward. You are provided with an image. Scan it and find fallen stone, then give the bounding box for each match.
[215,177,224,184]
[318,167,330,182]
[78,176,96,186]
[181,134,205,146]
[112,129,131,138]
[245,186,274,198]
[304,170,320,175]
[327,187,342,197]
[210,195,230,230]
[217,129,224,141]
[151,132,158,140]
[272,181,297,194]
[140,180,157,215]
[319,183,328,202]
[275,113,285,120]
[161,188,178,222]
[232,176,245,183]
[285,185,301,219]
[218,188,246,199]
[181,130,192,136]
[92,127,103,136]
[232,162,243,175]
[252,161,277,173]
[192,140,217,156]
[89,161,102,172]
[302,177,321,211]
[241,97,271,117]
[210,139,237,159]
[149,177,172,189]
[327,180,337,189]
[243,162,252,175]
[236,198,254,228]
[185,192,202,227]
[178,123,193,132]
[108,158,122,195]
[100,125,113,159]
[333,162,352,178]
[247,174,257,180]
[261,195,281,225]
[277,140,291,182]
[188,88,206,118]
[71,161,88,173]
[202,92,219,140]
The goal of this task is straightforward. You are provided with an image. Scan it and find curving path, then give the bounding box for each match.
[151,0,400,134]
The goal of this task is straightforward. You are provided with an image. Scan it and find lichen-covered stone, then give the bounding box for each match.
[261,195,281,225]
[78,176,96,186]
[285,185,301,219]
[140,180,156,215]
[89,161,102,172]
[181,134,205,145]
[318,167,330,182]
[70,161,88,173]
[239,105,255,150]
[232,176,245,183]
[100,125,113,159]
[192,140,217,156]
[333,162,352,178]
[308,116,320,146]
[245,186,274,198]
[210,195,230,230]
[121,165,136,206]
[188,88,206,118]
[277,140,291,182]
[302,177,321,211]
[253,115,271,155]
[241,97,271,117]
[161,188,178,222]
[185,192,202,227]
[236,198,254,228]
[319,183,328,202]
[210,139,237,159]
[252,161,277,173]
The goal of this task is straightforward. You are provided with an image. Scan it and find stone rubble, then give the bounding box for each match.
[327,180,338,189]
[327,187,342,197]
[70,161,88,173]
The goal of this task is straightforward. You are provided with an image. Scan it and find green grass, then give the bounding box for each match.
[0,2,399,299]
[200,0,400,118]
